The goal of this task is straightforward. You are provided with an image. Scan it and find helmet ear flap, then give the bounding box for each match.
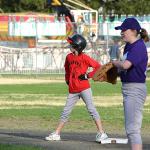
[77,45,83,54]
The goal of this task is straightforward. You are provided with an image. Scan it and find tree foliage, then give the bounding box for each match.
[0,0,46,12]
[0,0,150,15]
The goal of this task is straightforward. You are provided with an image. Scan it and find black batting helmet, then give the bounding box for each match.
[67,34,87,54]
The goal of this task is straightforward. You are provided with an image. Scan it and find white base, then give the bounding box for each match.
[100,138,128,144]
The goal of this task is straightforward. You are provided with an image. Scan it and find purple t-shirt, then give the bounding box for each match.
[120,39,148,83]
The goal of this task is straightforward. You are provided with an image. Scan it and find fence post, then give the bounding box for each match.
[35,17,38,78]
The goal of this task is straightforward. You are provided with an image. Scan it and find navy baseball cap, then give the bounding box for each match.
[115,17,141,31]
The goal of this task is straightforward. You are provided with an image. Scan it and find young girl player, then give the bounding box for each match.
[45,34,108,142]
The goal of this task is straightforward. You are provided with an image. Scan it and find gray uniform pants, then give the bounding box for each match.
[122,83,147,144]
[60,88,100,122]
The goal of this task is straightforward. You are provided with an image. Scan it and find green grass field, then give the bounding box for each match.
[0,80,149,95]
[0,78,149,150]
[0,80,149,132]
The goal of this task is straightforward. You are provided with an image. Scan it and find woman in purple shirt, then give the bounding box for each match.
[112,17,149,150]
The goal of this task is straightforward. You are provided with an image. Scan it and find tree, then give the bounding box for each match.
[104,0,150,16]
[0,0,46,12]
[0,0,150,16]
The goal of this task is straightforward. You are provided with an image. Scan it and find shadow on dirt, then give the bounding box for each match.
[0,130,149,150]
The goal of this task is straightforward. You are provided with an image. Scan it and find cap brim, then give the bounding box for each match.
[67,37,73,44]
[115,26,122,30]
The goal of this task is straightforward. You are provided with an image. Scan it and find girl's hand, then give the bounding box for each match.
[78,74,88,80]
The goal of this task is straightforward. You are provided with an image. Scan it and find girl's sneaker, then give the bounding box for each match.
[96,132,108,142]
[45,132,61,141]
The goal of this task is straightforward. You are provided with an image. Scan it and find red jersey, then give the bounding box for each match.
[64,52,101,93]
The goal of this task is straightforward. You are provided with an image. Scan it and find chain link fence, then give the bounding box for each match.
[0,15,150,75]
[0,39,111,75]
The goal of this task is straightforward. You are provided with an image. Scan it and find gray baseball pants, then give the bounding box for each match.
[60,88,100,122]
[122,83,147,144]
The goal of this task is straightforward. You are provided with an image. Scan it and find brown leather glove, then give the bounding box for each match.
[92,62,118,84]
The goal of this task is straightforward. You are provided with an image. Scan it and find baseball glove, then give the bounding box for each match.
[92,62,118,84]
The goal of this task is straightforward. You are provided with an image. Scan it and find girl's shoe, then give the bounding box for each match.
[96,132,108,142]
[45,132,61,141]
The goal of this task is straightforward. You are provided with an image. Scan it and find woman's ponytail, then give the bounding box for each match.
[140,28,149,42]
